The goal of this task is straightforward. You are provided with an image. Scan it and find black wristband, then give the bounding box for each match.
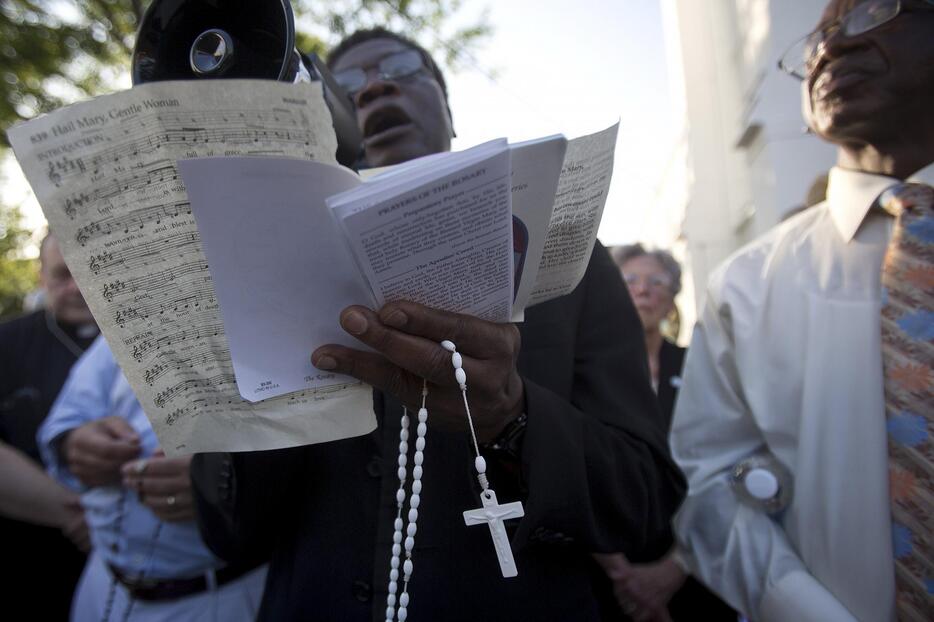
[480,412,528,457]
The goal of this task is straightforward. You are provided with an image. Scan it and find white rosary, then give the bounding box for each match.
[384,340,525,622]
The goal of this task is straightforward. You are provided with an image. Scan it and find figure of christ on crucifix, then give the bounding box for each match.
[463,489,525,578]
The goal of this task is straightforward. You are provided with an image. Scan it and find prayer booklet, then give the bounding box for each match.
[7,79,617,454]
[178,125,617,404]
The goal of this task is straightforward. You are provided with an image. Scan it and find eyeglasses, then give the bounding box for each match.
[622,273,673,293]
[778,0,934,80]
[332,49,426,97]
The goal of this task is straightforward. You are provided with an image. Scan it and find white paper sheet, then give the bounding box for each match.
[178,157,374,402]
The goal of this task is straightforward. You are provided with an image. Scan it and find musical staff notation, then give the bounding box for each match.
[76,201,191,245]
[101,260,208,301]
[154,373,237,407]
[143,343,231,385]
[88,231,199,274]
[46,108,317,188]
[110,286,216,325]
[131,322,224,361]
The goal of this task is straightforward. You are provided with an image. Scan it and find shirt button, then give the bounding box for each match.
[366,455,381,478]
[351,580,372,602]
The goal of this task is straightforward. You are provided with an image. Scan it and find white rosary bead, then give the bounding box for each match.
[392,543,401,556]
[390,568,399,581]
[400,592,410,607]
[418,408,428,423]
[399,440,408,454]
[413,465,423,480]
[412,480,422,494]
[386,606,394,620]
[408,508,418,522]
[400,428,409,441]
[414,451,423,466]
[417,422,427,436]
[391,556,400,569]
[397,606,408,621]
[455,367,467,387]
[388,580,398,594]
[387,594,396,607]
[401,416,409,429]
[407,523,417,537]
[397,466,407,480]
[475,456,487,474]
[410,493,420,508]
[405,535,415,552]
[393,531,402,544]
[394,517,403,531]
[403,559,414,575]
[396,489,406,504]
[441,340,456,352]
[398,454,407,467]
[452,351,463,369]
[415,437,425,451]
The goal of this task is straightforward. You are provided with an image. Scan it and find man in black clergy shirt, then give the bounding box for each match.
[0,233,97,620]
[191,27,685,622]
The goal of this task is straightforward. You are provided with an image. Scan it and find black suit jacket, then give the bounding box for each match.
[191,243,686,621]
[656,339,686,432]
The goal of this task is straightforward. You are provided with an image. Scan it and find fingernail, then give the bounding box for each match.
[383,309,408,328]
[341,310,367,335]
[315,355,337,370]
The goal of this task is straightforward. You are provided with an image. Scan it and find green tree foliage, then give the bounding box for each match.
[0,204,38,319]
[0,0,491,137]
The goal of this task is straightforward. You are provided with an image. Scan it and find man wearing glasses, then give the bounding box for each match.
[190,28,686,622]
[670,0,933,620]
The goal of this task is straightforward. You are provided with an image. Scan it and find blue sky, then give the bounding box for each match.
[446,0,678,245]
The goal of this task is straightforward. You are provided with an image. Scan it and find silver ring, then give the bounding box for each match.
[133,459,148,475]
[166,495,177,507]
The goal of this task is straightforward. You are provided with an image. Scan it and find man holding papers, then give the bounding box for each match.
[191,28,685,621]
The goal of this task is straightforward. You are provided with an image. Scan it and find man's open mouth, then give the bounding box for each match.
[363,106,414,144]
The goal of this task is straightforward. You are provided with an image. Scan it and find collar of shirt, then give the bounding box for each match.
[827,162,934,243]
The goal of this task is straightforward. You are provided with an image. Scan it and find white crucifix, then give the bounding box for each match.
[463,488,525,578]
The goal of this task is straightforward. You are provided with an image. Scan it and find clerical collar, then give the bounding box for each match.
[827,162,934,243]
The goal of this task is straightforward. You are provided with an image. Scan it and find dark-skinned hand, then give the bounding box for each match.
[62,416,140,488]
[593,552,682,622]
[312,300,525,443]
[122,450,195,522]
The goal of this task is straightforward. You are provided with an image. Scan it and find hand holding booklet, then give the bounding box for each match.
[179,134,576,402]
[7,79,617,453]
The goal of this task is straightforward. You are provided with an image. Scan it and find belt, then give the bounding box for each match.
[107,561,255,602]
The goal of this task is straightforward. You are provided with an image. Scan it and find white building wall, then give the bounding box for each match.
[662,0,838,315]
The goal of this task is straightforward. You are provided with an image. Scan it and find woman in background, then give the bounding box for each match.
[593,245,735,622]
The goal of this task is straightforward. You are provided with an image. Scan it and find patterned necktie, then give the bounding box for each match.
[879,182,934,621]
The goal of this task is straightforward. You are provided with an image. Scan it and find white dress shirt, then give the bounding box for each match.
[670,163,934,622]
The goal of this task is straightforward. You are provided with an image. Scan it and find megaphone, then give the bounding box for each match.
[132,0,362,167]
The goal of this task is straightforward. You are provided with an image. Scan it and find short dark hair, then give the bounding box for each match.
[326,27,450,103]
[611,243,683,297]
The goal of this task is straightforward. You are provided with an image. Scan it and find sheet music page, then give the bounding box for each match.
[6,80,375,455]
[526,123,619,307]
